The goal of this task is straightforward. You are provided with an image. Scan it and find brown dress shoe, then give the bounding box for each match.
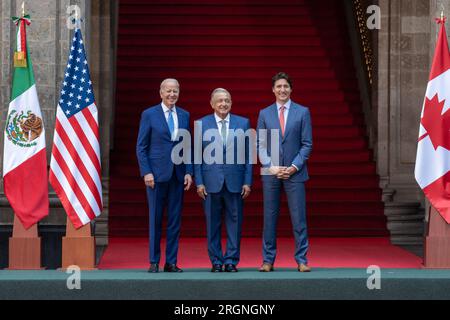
[298,263,311,273]
[259,263,274,272]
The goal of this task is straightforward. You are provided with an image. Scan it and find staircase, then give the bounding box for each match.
[110,0,389,238]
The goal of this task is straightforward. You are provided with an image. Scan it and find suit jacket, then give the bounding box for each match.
[194,114,253,193]
[257,102,313,183]
[136,104,193,183]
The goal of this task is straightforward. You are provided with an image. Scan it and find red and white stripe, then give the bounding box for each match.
[49,103,103,229]
[16,20,27,55]
[415,17,450,224]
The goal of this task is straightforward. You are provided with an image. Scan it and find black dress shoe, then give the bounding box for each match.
[164,264,183,273]
[211,264,223,273]
[225,264,238,273]
[148,263,159,273]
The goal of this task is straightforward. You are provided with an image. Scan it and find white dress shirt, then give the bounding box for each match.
[277,99,292,133]
[214,113,231,142]
[162,103,179,140]
[276,100,299,171]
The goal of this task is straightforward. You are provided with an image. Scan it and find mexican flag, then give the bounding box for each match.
[3,15,49,229]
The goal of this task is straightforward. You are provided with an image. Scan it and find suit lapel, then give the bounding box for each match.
[227,114,238,148]
[283,103,298,141]
[270,104,281,131]
[176,108,185,130]
[206,114,218,131]
[175,108,187,142]
[269,104,284,144]
[205,114,220,147]
[157,105,171,138]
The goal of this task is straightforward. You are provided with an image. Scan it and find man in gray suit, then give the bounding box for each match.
[257,72,313,272]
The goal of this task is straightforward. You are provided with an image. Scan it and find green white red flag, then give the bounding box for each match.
[3,15,49,229]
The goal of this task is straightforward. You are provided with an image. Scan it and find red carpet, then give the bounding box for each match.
[110,0,388,238]
[98,238,422,269]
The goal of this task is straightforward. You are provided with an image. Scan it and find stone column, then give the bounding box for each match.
[376,0,432,245]
[0,2,13,217]
[87,0,117,246]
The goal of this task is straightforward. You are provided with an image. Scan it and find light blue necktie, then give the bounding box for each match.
[168,109,175,140]
[220,120,227,147]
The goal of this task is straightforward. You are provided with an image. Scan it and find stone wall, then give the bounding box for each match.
[377,0,430,200]
[375,0,449,244]
[0,0,115,246]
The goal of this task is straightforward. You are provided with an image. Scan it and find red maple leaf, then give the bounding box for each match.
[421,94,450,150]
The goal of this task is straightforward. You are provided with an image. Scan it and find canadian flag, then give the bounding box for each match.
[415,16,450,224]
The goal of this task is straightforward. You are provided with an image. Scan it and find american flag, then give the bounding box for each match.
[49,28,103,229]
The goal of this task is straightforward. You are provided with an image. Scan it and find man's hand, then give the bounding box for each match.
[197,185,208,200]
[144,174,155,189]
[280,166,298,180]
[269,166,287,178]
[184,174,193,191]
[241,185,251,200]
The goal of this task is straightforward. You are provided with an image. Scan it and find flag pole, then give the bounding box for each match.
[60,14,97,271]
[62,217,97,271]
[74,8,81,30]
[8,4,43,270]
[425,206,450,268]
[421,11,450,269]
[9,218,41,270]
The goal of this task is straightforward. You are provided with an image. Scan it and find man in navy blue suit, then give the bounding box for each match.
[195,88,252,273]
[136,79,193,273]
[257,72,313,273]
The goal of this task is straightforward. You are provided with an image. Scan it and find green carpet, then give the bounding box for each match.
[1,269,450,300]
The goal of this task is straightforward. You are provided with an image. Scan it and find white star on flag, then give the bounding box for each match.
[49,28,102,229]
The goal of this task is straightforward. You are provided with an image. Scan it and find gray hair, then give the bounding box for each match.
[160,78,180,91]
[211,88,231,101]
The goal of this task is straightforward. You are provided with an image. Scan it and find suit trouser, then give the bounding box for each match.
[204,185,243,266]
[147,172,184,265]
[262,177,309,265]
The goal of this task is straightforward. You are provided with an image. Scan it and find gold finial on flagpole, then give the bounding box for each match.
[14,2,28,68]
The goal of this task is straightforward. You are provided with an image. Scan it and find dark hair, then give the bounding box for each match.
[272,72,293,89]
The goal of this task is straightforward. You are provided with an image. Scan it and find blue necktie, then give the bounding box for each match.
[220,120,227,147]
[168,110,175,140]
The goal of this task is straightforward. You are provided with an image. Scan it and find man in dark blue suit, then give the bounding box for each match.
[195,88,252,273]
[136,79,193,273]
[257,72,313,273]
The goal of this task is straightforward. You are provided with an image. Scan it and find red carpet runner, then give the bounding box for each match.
[99,238,421,269]
[110,0,388,237]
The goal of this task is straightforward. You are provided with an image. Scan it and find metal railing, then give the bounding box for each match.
[352,0,375,86]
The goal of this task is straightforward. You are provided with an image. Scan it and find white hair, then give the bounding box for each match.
[160,78,180,91]
[211,88,231,101]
